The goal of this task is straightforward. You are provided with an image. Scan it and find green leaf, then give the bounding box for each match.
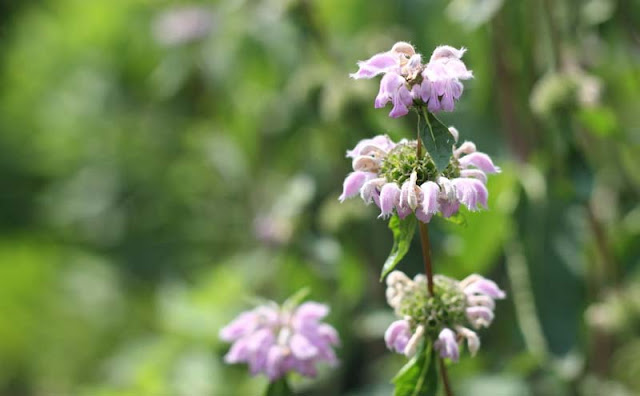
[282,287,311,312]
[392,340,438,396]
[265,377,294,396]
[419,110,455,172]
[439,210,468,227]
[380,214,417,280]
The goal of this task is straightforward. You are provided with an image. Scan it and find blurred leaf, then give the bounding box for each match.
[265,377,294,396]
[381,214,417,280]
[392,340,437,396]
[446,0,505,30]
[439,211,467,227]
[282,287,311,311]
[581,0,616,26]
[577,106,619,137]
[439,167,517,278]
[420,111,455,173]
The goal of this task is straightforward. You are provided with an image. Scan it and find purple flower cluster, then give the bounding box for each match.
[383,271,505,362]
[219,301,340,381]
[339,134,500,222]
[351,42,473,117]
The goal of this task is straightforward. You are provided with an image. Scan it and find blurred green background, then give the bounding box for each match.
[0,0,638,395]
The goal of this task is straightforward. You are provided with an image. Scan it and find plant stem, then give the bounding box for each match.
[418,221,434,296]
[438,358,454,396]
[416,109,434,296]
[417,109,451,394]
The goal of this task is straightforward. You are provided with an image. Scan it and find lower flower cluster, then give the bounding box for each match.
[219,301,340,380]
[339,134,500,222]
[384,271,505,361]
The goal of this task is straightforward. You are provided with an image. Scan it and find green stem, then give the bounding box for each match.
[418,222,434,296]
[416,108,434,296]
[439,357,454,396]
[416,110,450,394]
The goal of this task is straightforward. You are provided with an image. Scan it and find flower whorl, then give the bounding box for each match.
[219,301,340,381]
[351,42,473,117]
[339,134,500,222]
[383,271,505,361]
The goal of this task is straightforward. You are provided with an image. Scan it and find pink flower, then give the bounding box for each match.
[339,135,500,221]
[460,274,507,329]
[220,301,340,381]
[435,328,460,361]
[384,270,505,362]
[384,319,412,354]
[351,42,473,116]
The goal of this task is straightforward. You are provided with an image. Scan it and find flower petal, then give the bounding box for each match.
[458,152,501,173]
[379,182,401,218]
[339,171,370,202]
[435,328,459,362]
[350,52,399,79]
[290,333,318,360]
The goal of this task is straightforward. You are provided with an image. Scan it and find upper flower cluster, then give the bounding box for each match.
[384,271,505,361]
[219,301,339,381]
[339,134,500,222]
[351,42,473,117]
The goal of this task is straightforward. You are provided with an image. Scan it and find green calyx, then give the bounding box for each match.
[398,275,467,335]
[378,141,460,186]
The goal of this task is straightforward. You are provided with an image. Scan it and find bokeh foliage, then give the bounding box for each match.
[0,0,638,395]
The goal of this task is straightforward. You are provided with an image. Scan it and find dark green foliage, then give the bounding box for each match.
[419,110,456,173]
[265,378,294,396]
[392,340,438,396]
[381,214,417,280]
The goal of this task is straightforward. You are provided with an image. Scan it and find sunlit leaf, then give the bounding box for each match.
[380,214,417,280]
[439,210,468,227]
[282,287,311,311]
[392,340,438,396]
[419,110,455,173]
[265,377,294,396]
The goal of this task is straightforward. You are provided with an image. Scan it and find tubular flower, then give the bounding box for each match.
[351,42,473,117]
[219,301,340,381]
[339,134,500,222]
[383,270,505,362]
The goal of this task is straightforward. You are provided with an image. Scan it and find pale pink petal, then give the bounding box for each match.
[430,45,467,61]
[458,152,501,173]
[414,207,433,223]
[389,84,413,118]
[350,52,399,79]
[219,311,257,341]
[290,333,318,360]
[224,337,250,363]
[384,320,412,354]
[379,182,401,218]
[466,306,495,328]
[375,72,405,109]
[420,181,440,215]
[435,328,459,362]
[295,302,329,322]
[460,169,487,184]
[339,171,370,202]
[265,346,285,380]
[464,277,506,299]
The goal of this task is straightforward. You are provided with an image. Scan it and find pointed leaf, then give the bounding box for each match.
[420,110,455,172]
[392,340,438,396]
[440,210,468,227]
[265,377,294,396]
[282,287,311,312]
[380,214,417,280]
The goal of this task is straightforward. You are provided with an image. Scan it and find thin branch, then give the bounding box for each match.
[418,221,434,296]
[439,357,454,396]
